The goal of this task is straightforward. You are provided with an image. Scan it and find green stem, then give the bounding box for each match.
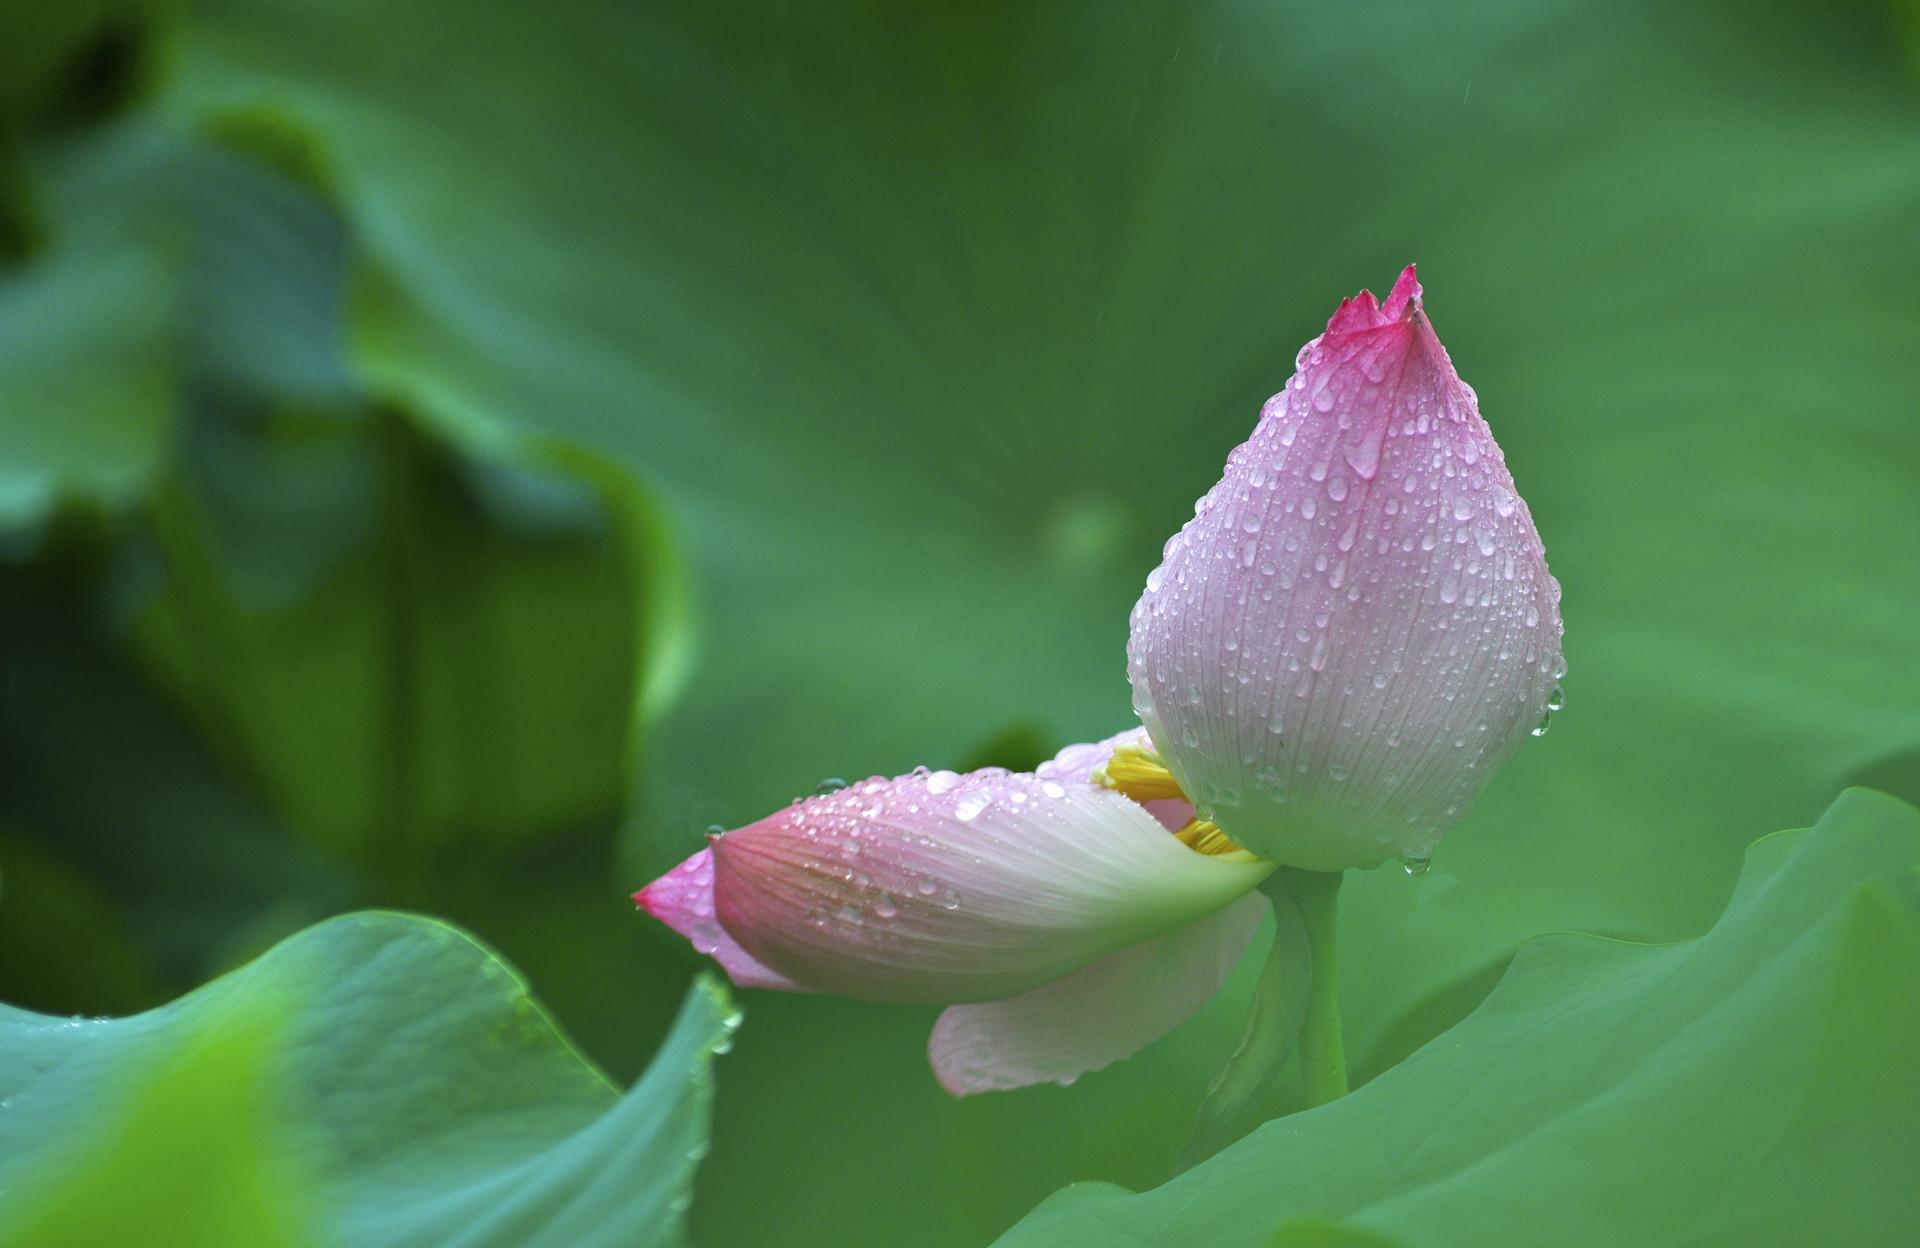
[1278,865,1348,1106]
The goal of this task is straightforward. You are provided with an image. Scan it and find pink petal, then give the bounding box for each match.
[710,764,1272,1006]
[635,848,808,992]
[1128,266,1565,870]
[928,891,1269,1095]
[1035,726,1194,832]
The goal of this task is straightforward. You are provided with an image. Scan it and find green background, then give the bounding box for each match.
[1,1,1916,1244]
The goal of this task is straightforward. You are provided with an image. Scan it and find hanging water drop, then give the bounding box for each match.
[1531,684,1566,737]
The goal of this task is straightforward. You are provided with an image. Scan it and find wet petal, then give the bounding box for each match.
[1128,267,1565,870]
[710,765,1272,1005]
[928,891,1269,1095]
[634,848,808,992]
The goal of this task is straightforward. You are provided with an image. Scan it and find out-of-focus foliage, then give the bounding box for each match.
[1,0,1917,1244]
[0,915,736,1248]
[0,126,177,525]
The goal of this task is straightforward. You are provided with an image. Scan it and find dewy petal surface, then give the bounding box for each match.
[928,890,1270,1095]
[1128,267,1564,870]
[634,848,809,992]
[709,762,1272,1005]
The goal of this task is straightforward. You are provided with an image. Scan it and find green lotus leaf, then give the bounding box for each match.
[995,789,1920,1247]
[0,913,736,1247]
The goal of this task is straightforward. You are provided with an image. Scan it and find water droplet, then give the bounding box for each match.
[704,823,727,837]
[916,879,939,896]
[1401,855,1433,877]
[815,777,849,794]
[1530,684,1566,737]
[954,793,989,821]
[1326,477,1349,502]
[836,904,865,926]
[925,770,960,795]
[1343,429,1385,479]
[873,894,897,919]
[940,888,962,911]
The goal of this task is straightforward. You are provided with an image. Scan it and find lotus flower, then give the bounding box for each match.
[638,266,1561,1093]
[639,728,1275,1094]
[1129,265,1564,871]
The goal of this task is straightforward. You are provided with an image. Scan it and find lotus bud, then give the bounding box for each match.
[1126,266,1564,871]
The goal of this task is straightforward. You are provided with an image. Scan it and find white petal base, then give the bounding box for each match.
[928,892,1269,1096]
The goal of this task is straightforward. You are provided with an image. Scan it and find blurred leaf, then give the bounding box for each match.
[127,413,646,867]
[147,1,1920,1242]
[0,557,349,990]
[0,826,158,1015]
[994,789,1920,1247]
[0,1008,314,1248]
[0,913,737,1247]
[0,4,132,129]
[0,124,182,529]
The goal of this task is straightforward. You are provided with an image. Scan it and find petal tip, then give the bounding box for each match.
[1382,262,1422,320]
[1324,264,1423,336]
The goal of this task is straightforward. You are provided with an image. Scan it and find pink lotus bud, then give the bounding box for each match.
[1127,267,1564,871]
[636,732,1273,1093]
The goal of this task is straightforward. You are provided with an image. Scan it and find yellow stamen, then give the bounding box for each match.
[1092,743,1189,803]
[1094,743,1255,859]
[1174,818,1251,858]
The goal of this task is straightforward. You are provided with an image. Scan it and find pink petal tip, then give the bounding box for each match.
[635,848,809,993]
[1325,263,1422,336]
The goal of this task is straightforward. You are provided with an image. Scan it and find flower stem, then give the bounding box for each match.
[1278,865,1347,1106]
